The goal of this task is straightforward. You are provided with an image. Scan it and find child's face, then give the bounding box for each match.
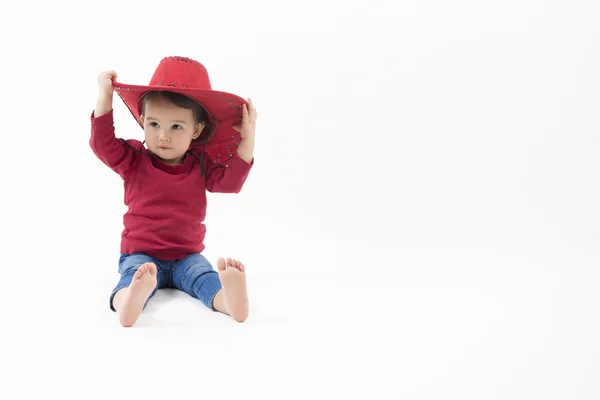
[140,96,204,165]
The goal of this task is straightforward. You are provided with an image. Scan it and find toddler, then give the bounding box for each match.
[89,56,257,327]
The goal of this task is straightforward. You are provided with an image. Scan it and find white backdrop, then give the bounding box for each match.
[1,0,598,398]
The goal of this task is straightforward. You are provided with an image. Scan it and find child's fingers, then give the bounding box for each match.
[247,100,257,119]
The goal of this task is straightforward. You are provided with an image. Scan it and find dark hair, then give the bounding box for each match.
[141,90,210,128]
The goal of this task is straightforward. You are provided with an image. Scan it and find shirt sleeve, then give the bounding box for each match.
[205,153,253,193]
[89,110,138,178]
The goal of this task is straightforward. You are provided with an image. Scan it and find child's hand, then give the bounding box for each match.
[233,98,257,163]
[94,70,117,117]
[233,98,257,140]
[97,70,118,98]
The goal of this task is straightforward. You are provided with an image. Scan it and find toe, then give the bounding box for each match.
[217,258,226,272]
[133,267,143,279]
[239,263,245,272]
[148,263,157,276]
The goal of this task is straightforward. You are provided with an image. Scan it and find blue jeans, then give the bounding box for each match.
[110,252,222,312]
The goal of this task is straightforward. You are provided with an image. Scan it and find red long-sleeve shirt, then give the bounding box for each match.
[89,110,253,260]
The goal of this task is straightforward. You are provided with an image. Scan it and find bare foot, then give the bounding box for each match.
[217,257,249,322]
[118,262,157,327]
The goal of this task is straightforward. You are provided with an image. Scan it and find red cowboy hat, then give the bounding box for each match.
[112,56,247,164]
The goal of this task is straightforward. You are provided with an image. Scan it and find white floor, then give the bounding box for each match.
[2,246,598,399]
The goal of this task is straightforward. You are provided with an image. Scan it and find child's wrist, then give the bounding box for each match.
[95,94,114,117]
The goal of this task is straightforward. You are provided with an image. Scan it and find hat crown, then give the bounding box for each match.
[149,56,212,90]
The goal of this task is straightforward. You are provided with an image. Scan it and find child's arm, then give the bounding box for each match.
[205,154,253,193]
[89,71,137,178]
[205,99,257,193]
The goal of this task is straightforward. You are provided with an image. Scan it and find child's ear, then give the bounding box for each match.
[139,115,145,126]
[193,123,205,139]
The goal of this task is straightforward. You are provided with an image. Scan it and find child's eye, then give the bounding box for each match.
[172,124,182,130]
[150,122,159,128]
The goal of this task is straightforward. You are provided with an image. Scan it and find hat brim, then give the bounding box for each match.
[113,80,247,163]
